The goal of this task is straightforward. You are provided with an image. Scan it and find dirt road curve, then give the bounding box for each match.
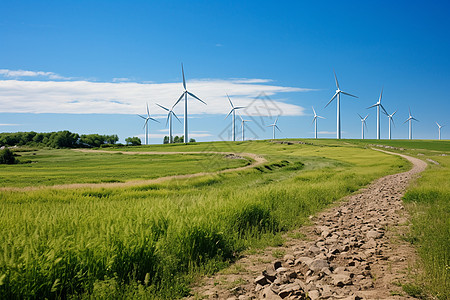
[0,150,266,191]
[188,149,428,300]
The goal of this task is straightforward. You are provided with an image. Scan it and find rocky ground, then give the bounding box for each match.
[188,150,427,300]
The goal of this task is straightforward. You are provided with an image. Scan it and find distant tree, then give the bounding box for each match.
[125,137,142,146]
[163,136,169,144]
[105,135,119,145]
[0,148,18,164]
[48,131,79,148]
[189,138,196,143]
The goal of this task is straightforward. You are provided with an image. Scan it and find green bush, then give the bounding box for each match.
[0,148,18,164]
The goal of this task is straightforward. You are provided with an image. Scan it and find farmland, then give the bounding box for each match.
[0,140,448,299]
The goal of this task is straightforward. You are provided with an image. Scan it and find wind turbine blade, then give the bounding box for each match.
[325,93,338,108]
[364,114,369,120]
[275,125,281,132]
[137,114,146,120]
[311,117,316,126]
[357,113,363,120]
[392,118,396,128]
[318,116,326,119]
[341,91,358,98]
[364,120,368,130]
[187,91,207,105]
[412,117,419,122]
[234,106,245,110]
[226,94,234,108]
[379,88,383,102]
[367,103,378,109]
[333,69,340,90]
[172,111,182,123]
[224,109,233,120]
[143,119,149,129]
[403,119,409,124]
[174,92,185,107]
[156,103,169,112]
[238,114,244,122]
[275,115,279,124]
[409,107,412,116]
[392,110,397,117]
[146,103,150,117]
[165,114,170,127]
[312,106,316,116]
[182,63,186,90]
[149,117,160,123]
[380,104,388,115]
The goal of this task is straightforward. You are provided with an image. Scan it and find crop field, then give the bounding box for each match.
[0,140,447,299]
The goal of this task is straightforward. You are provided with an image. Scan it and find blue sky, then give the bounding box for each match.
[1,0,449,143]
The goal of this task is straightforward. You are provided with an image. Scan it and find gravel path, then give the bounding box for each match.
[188,150,427,300]
[0,150,266,191]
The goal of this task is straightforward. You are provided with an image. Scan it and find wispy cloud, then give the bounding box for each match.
[0,70,315,117]
[0,69,69,80]
[0,123,21,126]
[112,77,131,82]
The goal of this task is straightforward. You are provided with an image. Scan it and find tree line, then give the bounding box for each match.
[0,131,119,148]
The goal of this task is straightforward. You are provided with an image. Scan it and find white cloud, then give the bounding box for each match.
[0,123,21,126]
[317,131,336,135]
[0,73,315,117]
[0,69,69,80]
[112,77,131,82]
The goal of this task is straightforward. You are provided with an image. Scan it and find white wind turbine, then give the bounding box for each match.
[239,114,251,141]
[367,88,388,140]
[403,107,419,140]
[173,64,206,143]
[384,110,397,140]
[436,122,445,140]
[325,70,358,139]
[358,113,369,139]
[224,94,245,141]
[267,116,281,139]
[311,106,325,139]
[156,103,181,143]
[137,103,159,145]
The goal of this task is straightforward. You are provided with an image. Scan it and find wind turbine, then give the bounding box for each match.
[239,114,251,141]
[358,113,369,139]
[156,103,181,143]
[173,64,206,143]
[137,103,159,145]
[403,108,419,140]
[367,88,388,140]
[436,122,445,140]
[267,115,281,139]
[224,94,245,141]
[325,70,358,139]
[311,106,325,139]
[384,110,397,140]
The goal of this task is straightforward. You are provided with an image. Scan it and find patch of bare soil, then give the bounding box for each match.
[187,149,427,300]
[0,150,266,191]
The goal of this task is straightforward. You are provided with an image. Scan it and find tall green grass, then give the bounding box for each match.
[0,141,409,298]
[403,155,449,299]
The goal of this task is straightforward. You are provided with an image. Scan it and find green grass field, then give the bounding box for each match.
[0,140,447,299]
[0,149,250,187]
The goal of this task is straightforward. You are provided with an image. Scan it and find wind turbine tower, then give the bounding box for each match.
[156,103,181,143]
[267,116,281,139]
[436,122,445,140]
[311,106,325,139]
[174,64,206,143]
[239,114,251,141]
[358,113,369,139]
[225,94,245,141]
[368,88,388,140]
[137,103,159,145]
[403,108,419,140]
[325,70,358,139]
[385,110,397,140]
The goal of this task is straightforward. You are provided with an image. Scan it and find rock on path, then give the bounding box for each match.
[188,150,427,300]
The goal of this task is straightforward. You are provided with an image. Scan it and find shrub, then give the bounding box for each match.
[0,148,18,164]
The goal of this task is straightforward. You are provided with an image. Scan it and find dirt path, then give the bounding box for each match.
[188,150,427,300]
[1,150,266,191]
